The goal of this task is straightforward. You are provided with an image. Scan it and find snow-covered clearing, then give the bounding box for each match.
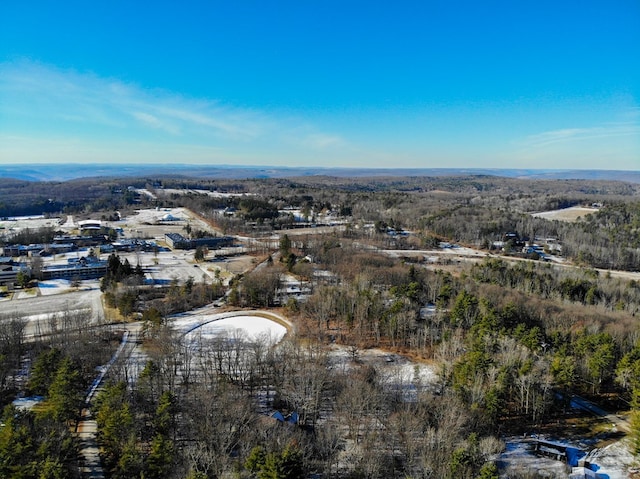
[155,189,249,198]
[171,309,289,344]
[585,439,637,479]
[328,345,440,399]
[499,438,570,477]
[532,207,599,222]
[121,207,190,226]
[182,315,287,343]
[12,396,44,411]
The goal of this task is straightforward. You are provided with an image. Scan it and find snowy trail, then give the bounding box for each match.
[76,324,142,478]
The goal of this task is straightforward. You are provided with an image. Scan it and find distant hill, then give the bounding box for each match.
[0,163,639,183]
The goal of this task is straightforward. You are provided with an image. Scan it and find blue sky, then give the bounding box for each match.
[1,1,638,169]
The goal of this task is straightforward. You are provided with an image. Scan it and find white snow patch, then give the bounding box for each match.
[170,310,288,345]
[182,315,287,343]
[584,439,636,479]
[327,345,439,397]
[13,396,44,410]
[37,279,100,296]
[499,436,635,479]
[37,279,73,295]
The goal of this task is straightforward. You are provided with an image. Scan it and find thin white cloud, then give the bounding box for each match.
[520,123,640,149]
[151,105,261,140]
[301,133,346,149]
[130,111,181,135]
[0,60,346,153]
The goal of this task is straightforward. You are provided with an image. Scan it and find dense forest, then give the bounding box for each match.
[1,174,640,477]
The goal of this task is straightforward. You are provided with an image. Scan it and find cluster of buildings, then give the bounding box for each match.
[164,233,234,250]
[0,229,118,287]
[0,255,109,287]
[1,230,235,288]
[3,233,112,257]
[493,232,560,261]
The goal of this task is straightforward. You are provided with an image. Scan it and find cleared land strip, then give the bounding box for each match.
[76,325,141,478]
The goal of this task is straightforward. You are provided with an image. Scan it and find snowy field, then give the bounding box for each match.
[0,277,102,302]
[171,309,288,343]
[13,396,44,410]
[532,207,599,222]
[0,216,61,232]
[154,189,249,198]
[585,439,636,479]
[120,207,191,226]
[183,315,288,343]
[499,438,569,477]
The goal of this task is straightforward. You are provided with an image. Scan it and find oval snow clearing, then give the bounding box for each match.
[183,315,287,343]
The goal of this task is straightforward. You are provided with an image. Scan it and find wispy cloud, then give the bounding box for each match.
[130,111,181,135]
[298,133,346,149]
[520,123,640,149]
[289,128,348,151]
[0,60,347,161]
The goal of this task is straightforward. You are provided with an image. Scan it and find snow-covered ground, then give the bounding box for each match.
[328,345,439,399]
[0,216,61,232]
[182,315,287,343]
[121,207,191,226]
[12,396,44,410]
[171,309,288,343]
[585,439,636,479]
[37,279,100,296]
[499,438,568,477]
[12,289,38,300]
[155,189,249,198]
[499,435,636,479]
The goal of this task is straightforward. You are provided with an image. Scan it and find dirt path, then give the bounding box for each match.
[76,325,142,478]
[77,412,104,479]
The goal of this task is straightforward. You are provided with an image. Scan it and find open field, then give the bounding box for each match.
[531,206,599,222]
